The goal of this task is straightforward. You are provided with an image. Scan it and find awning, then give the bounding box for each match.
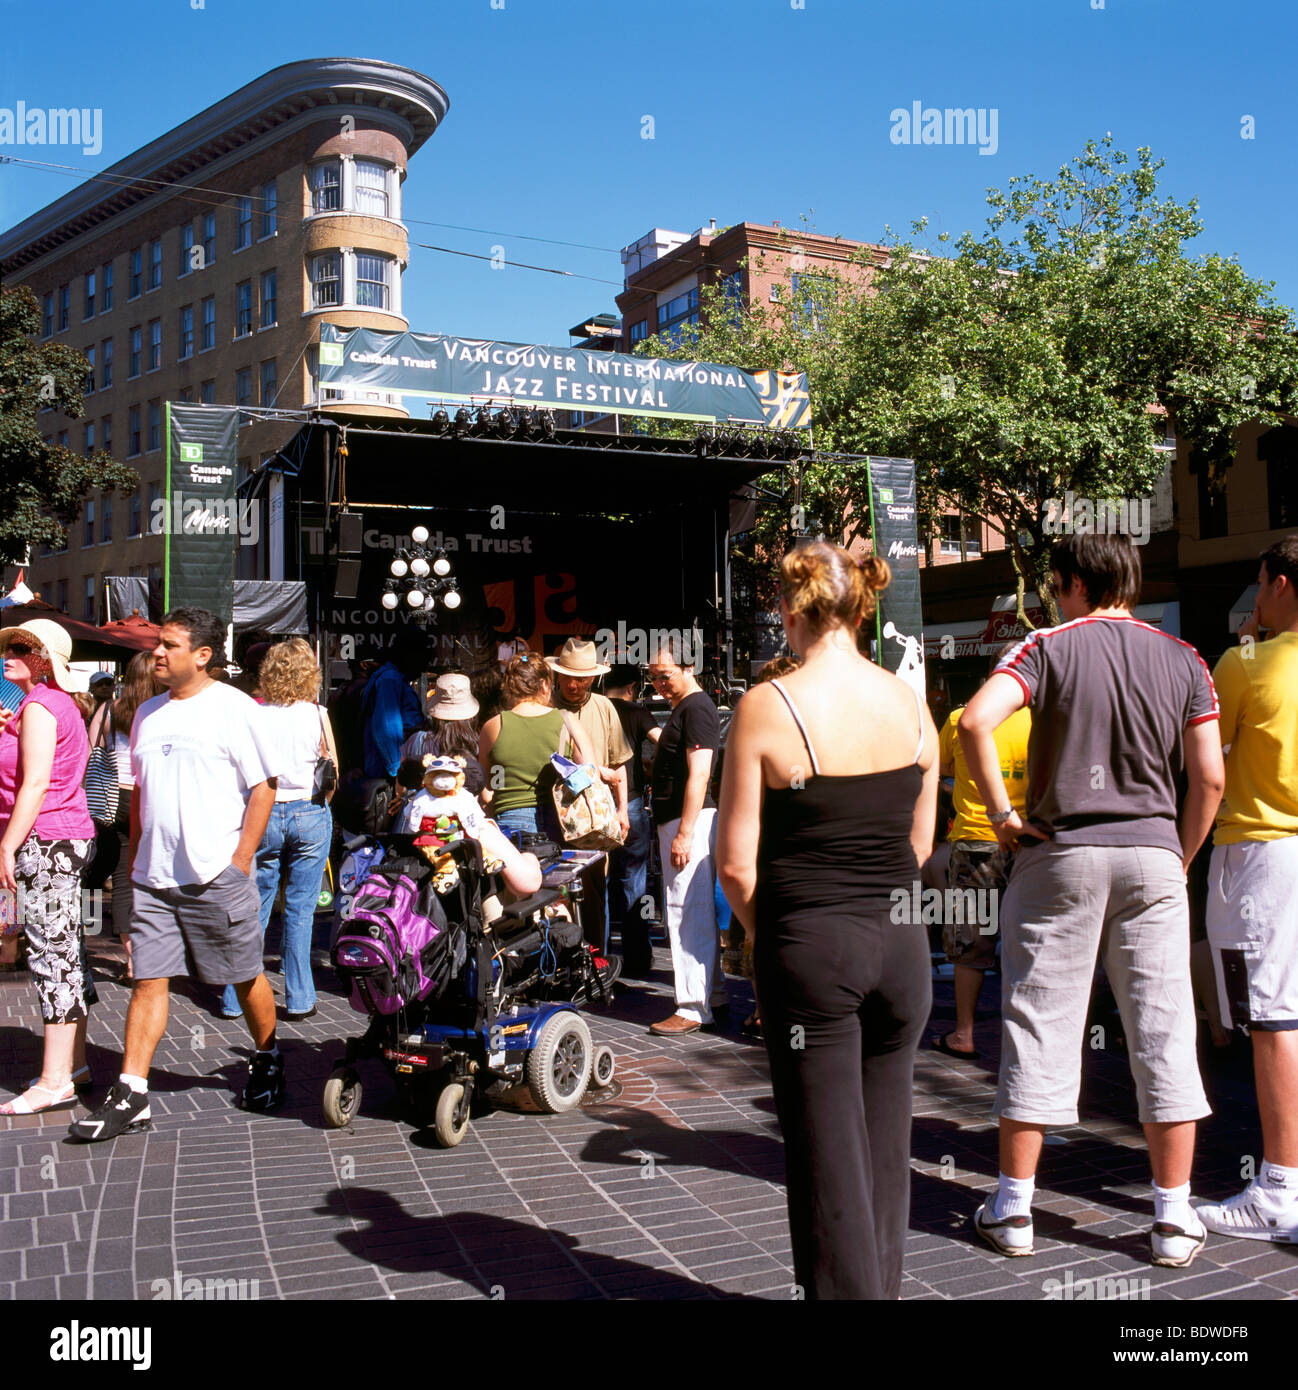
[104,577,308,633]
[1229,585,1258,634]
[923,618,986,661]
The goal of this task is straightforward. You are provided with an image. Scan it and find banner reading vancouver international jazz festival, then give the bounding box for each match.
[867,456,926,698]
[317,324,812,428]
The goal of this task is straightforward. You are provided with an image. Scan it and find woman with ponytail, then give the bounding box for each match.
[717,542,938,1299]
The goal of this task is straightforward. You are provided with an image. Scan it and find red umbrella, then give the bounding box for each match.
[96,612,161,652]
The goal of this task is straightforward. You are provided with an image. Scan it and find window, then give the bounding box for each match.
[101,415,112,455]
[101,337,113,389]
[939,514,981,558]
[1259,425,1298,531]
[83,421,95,455]
[83,577,96,622]
[129,248,142,298]
[178,386,194,403]
[201,296,215,351]
[147,484,161,535]
[723,269,744,326]
[630,319,648,343]
[235,195,252,250]
[260,270,277,328]
[180,222,195,276]
[1193,449,1229,540]
[235,281,252,337]
[128,491,142,537]
[84,269,96,319]
[147,400,160,452]
[101,494,112,543]
[200,379,215,405]
[129,326,142,377]
[102,260,113,311]
[235,368,251,407]
[179,305,194,359]
[657,286,699,345]
[202,211,215,266]
[260,180,277,237]
[42,292,54,338]
[58,284,70,331]
[354,160,389,216]
[57,429,69,448]
[83,344,95,394]
[260,358,277,406]
[355,254,390,309]
[148,238,162,290]
[57,580,68,613]
[791,272,837,332]
[311,252,341,307]
[128,405,141,457]
[83,500,95,547]
[310,161,342,212]
[148,319,161,371]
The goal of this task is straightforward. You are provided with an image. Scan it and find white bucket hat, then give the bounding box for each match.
[429,673,479,721]
[0,619,87,692]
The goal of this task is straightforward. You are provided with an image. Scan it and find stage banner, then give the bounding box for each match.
[162,403,241,627]
[867,456,926,698]
[317,323,812,428]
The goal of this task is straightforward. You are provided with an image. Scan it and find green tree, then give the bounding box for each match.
[0,285,138,570]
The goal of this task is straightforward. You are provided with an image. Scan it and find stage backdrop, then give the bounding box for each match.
[866,456,925,697]
[317,324,812,428]
[163,403,240,626]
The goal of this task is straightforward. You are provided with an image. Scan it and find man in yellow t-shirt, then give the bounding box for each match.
[1198,536,1298,1245]
[932,653,1031,1061]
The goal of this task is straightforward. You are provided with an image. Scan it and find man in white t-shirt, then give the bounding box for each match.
[71,608,283,1143]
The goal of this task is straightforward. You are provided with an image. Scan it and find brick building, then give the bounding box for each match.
[0,57,448,617]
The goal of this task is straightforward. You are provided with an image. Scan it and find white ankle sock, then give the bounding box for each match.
[1259,1160,1298,1197]
[992,1173,1034,1220]
[119,1073,148,1094]
[1152,1180,1194,1228]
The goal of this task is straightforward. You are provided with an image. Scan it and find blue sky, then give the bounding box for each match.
[1,0,1293,346]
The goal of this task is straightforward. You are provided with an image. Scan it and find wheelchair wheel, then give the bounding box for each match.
[322,1066,362,1128]
[591,1044,616,1089]
[526,1012,592,1114]
[433,1081,470,1148]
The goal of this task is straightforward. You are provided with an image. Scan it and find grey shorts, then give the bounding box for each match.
[1206,838,1298,1031]
[995,841,1209,1126]
[130,864,265,986]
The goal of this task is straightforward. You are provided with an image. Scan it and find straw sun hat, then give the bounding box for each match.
[0,619,86,692]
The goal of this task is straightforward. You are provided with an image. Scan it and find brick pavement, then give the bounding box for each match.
[0,934,1294,1301]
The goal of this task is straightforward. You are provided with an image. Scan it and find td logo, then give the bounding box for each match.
[878,487,894,503]
[319,342,344,366]
[180,443,203,463]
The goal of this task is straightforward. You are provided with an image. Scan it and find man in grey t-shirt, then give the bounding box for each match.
[959,534,1225,1269]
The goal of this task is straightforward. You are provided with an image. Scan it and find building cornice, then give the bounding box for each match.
[1,58,448,274]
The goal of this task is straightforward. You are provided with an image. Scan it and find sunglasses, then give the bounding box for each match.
[647,670,675,683]
[4,643,36,658]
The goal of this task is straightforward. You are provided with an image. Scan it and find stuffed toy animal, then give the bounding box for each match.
[409,755,499,891]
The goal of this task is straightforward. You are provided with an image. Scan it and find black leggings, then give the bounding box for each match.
[755,906,931,1300]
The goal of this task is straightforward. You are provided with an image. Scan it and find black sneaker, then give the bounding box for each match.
[67,1082,152,1143]
[240,1050,285,1113]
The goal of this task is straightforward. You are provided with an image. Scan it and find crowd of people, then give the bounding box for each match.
[0,528,1294,1300]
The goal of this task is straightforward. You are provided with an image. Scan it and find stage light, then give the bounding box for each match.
[411,525,430,545]
[410,556,430,578]
[496,407,516,436]
[475,407,492,433]
[381,590,399,610]
[431,409,450,435]
[453,408,471,436]
[693,429,712,457]
[443,586,461,610]
[432,552,451,577]
[539,409,557,440]
[406,587,425,608]
[389,557,409,578]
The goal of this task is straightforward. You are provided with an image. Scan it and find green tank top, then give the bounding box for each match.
[491,709,566,813]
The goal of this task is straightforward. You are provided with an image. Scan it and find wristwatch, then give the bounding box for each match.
[988,808,1014,825]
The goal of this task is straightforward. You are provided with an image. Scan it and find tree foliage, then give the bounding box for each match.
[0,285,138,569]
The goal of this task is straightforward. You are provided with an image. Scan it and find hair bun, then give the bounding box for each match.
[859,555,891,594]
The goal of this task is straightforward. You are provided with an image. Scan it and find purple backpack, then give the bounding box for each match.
[332,866,459,1016]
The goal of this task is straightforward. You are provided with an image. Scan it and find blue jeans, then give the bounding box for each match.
[221,800,332,1016]
[495,806,539,839]
[609,795,651,960]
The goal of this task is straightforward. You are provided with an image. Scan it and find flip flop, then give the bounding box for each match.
[932,1033,979,1060]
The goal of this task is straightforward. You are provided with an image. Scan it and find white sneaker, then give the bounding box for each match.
[972,1197,1034,1256]
[1150,1210,1207,1267]
[1195,1183,1298,1243]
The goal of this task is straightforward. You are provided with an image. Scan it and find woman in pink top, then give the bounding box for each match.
[0,621,97,1115]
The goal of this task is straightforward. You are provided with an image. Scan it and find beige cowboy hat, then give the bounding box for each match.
[546,637,610,679]
[0,619,87,693]
[429,672,479,721]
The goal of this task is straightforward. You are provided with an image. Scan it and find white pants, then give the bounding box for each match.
[658,810,724,1023]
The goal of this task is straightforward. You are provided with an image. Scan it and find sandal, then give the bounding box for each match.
[1,1082,79,1115]
[931,1033,979,1060]
[28,1066,93,1096]
[741,1011,763,1040]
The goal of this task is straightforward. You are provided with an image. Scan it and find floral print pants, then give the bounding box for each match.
[12,832,97,1024]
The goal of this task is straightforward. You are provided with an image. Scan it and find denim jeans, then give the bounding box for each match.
[609,795,651,959]
[221,799,332,1016]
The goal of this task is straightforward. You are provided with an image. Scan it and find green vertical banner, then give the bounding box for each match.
[866,456,926,698]
[164,403,239,627]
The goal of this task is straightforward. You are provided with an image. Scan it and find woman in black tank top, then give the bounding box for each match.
[718,542,938,1300]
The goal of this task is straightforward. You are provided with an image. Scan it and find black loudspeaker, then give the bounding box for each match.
[338,512,363,554]
[334,559,361,599]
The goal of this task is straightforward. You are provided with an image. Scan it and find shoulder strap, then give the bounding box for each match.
[910,682,927,765]
[770,679,821,776]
